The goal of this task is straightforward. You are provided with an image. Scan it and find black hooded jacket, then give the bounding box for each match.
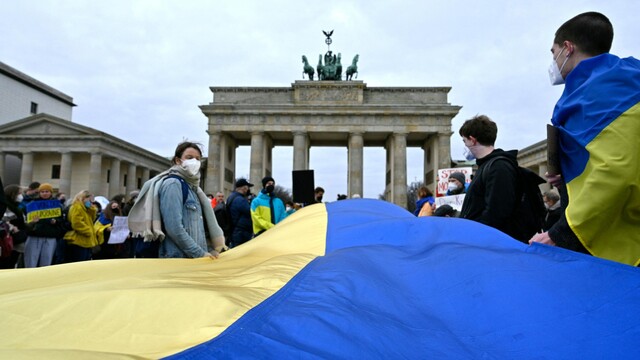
[460,149,520,239]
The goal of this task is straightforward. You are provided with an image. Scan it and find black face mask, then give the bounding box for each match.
[316,196,323,202]
[265,185,275,193]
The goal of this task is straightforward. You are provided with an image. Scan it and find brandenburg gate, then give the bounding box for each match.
[200,80,460,206]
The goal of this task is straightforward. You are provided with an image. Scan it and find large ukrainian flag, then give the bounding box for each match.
[552,53,640,266]
[1,199,639,359]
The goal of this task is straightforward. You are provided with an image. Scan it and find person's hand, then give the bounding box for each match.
[529,232,556,246]
[203,251,219,259]
[545,172,563,187]
[50,219,57,224]
[28,215,40,224]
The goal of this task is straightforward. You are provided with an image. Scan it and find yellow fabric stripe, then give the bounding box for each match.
[566,102,640,266]
[0,204,327,359]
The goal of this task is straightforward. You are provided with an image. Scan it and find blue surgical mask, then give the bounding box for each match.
[463,147,476,161]
[84,200,92,208]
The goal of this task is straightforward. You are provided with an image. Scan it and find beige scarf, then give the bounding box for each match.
[127,166,224,251]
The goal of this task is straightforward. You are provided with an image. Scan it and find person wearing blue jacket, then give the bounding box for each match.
[250,177,287,237]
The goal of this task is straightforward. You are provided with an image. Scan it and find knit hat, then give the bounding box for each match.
[449,172,466,185]
[261,176,275,187]
[38,183,53,192]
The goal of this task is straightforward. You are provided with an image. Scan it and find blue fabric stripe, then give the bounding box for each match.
[168,200,640,359]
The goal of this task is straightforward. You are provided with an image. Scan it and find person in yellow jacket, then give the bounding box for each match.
[63,190,99,262]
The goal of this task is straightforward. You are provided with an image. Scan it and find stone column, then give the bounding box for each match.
[250,132,264,188]
[59,152,73,197]
[89,152,103,196]
[126,163,137,194]
[348,132,364,197]
[142,168,150,183]
[20,152,34,186]
[206,131,222,194]
[263,134,273,179]
[0,151,5,181]
[293,131,308,171]
[109,158,121,198]
[384,138,392,201]
[437,132,452,172]
[393,133,408,207]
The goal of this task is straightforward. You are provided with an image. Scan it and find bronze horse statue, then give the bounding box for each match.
[302,55,315,80]
[346,54,359,81]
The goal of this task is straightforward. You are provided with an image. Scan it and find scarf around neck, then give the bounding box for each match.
[127,165,224,250]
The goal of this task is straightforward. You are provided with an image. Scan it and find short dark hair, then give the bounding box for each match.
[172,141,203,165]
[459,115,497,146]
[315,187,325,194]
[554,12,613,56]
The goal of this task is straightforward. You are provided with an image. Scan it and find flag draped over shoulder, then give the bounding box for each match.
[1,199,639,359]
[551,53,640,266]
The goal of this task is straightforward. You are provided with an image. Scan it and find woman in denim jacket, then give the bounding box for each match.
[157,142,226,258]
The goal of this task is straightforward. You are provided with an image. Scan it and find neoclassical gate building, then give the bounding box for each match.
[200,81,460,206]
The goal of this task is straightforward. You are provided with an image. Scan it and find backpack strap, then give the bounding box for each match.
[164,175,189,206]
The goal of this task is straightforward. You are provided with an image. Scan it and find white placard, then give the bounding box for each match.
[108,216,129,244]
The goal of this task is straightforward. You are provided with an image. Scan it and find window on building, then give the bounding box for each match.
[51,165,61,179]
[107,170,111,183]
[123,174,127,185]
[30,102,38,114]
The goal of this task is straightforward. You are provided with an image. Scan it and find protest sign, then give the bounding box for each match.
[26,200,62,222]
[435,194,466,211]
[108,216,129,244]
[436,167,472,197]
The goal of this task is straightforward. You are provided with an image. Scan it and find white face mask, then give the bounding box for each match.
[15,194,24,203]
[447,182,459,192]
[181,158,201,176]
[548,47,569,86]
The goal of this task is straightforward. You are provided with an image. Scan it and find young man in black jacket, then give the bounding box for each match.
[458,115,522,241]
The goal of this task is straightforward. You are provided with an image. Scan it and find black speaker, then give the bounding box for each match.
[292,170,315,204]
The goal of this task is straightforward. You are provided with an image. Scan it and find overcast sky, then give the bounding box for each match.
[2,0,638,201]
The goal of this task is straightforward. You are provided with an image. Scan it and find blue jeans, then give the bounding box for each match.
[24,236,56,268]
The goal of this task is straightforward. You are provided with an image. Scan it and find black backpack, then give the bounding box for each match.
[485,157,546,242]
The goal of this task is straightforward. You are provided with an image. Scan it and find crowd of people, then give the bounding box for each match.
[0,142,333,268]
[1,12,637,268]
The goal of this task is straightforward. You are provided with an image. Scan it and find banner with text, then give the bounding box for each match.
[26,200,62,222]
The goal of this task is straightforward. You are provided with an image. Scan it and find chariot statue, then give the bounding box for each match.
[301,30,359,81]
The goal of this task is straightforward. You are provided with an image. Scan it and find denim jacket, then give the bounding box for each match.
[158,177,207,258]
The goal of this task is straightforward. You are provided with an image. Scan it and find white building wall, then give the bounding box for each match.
[0,74,73,125]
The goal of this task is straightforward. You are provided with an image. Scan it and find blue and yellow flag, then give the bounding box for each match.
[1,199,639,358]
[552,53,640,266]
[25,199,62,222]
